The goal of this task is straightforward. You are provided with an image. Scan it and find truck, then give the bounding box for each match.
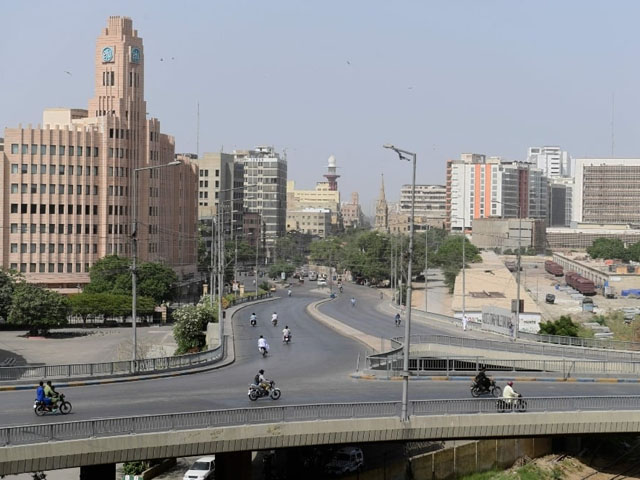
[544,260,564,277]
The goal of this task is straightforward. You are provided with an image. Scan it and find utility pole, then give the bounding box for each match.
[515,209,522,340]
[210,216,215,308]
[462,230,466,321]
[424,227,428,313]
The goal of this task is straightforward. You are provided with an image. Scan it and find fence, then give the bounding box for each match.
[2,396,639,447]
[518,331,640,351]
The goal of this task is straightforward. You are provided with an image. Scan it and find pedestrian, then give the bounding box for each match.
[508,322,515,341]
[462,314,468,331]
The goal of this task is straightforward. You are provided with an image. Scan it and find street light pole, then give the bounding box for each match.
[424,227,428,314]
[515,209,522,340]
[384,144,416,423]
[131,160,181,364]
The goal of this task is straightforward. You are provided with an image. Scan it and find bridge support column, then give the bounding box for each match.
[79,463,115,480]
[216,451,252,480]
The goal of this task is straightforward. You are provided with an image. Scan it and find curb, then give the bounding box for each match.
[0,296,278,391]
[350,373,640,383]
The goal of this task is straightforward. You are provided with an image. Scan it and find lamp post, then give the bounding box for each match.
[424,227,428,313]
[383,144,416,422]
[131,160,181,363]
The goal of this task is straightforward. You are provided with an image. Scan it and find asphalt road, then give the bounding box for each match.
[0,282,638,428]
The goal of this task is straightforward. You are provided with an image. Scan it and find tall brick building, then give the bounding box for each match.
[0,17,198,290]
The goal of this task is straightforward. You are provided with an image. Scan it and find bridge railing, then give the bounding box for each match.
[0,340,224,382]
[2,396,640,447]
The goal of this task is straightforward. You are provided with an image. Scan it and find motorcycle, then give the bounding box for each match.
[259,345,269,357]
[287,290,292,297]
[496,394,527,413]
[34,393,72,416]
[272,317,278,327]
[283,333,291,344]
[250,318,257,327]
[248,380,281,401]
[470,379,502,397]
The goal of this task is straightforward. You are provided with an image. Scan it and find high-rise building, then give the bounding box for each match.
[0,16,198,289]
[235,146,287,260]
[527,146,572,178]
[287,180,341,231]
[399,184,446,228]
[446,154,548,232]
[374,174,388,232]
[193,152,243,226]
[548,177,573,227]
[573,158,640,225]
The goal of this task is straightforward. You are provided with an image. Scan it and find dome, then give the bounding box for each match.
[328,155,337,168]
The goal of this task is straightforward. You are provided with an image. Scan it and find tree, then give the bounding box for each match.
[137,262,178,303]
[172,302,215,354]
[433,236,481,292]
[538,315,579,337]
[8,283,71,335]
[69,293,155,321]
[268,262,296,279]
[587,238,628,261]
[0,269,16,322]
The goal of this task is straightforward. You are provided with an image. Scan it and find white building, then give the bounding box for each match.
[527,146,572,178]
[399,184,446,225]
[286,208,331,238]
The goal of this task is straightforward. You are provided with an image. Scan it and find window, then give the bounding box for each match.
[93,186,98,195]
[10,184,18,194]
[48,263,54,272]
[40,184,46,194]
[10,224,17,233]
[69,146,74,156]
[59,185,64,194]
[10,204,18,214]
[21,205,26,214]
[31,144,37,155]
[68,185,73,194]
[69,166,73,175]
[50,184,55,194]
[94,147,98,157]
[11,144,18,154]
[10,244,17,253]
[39,263,45,273]
[21,164,27,173]
[40,243,46,253]
[31,184,37,194]
[21,243,27,253]
[67,263,72,273]
[31,164,37,174]
[59,145,65,155]
[77,166,82,176]
[20,264,26,273]
[85,146,90,157]
[50,145,56,156]
[49,244,55,253]
[93,205,98,215]
[77,146,82,157]
[11,164,18,173]
[58,244,64,253]
[30,243,36,253]
[40,145,46,155]
[21,145,28,154]
[67,224,72,234]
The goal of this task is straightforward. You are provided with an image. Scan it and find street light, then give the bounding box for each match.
[131,160,181,364]
[383,143,416,423]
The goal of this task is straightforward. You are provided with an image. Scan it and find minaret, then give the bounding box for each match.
[324,155,340,191]
[375,174,389,232]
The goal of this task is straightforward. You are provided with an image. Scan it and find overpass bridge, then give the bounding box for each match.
[1,396,640,476]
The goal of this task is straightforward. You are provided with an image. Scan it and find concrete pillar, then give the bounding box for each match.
[216,451,252,480]
[79,463,115,480]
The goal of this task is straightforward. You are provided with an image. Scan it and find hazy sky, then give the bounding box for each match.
[2,1,640,215]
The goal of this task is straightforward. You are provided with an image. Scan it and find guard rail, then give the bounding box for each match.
[2,396,639,447]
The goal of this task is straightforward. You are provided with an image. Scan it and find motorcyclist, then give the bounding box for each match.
[351,297,356,307]
[474,367,491,392]
[258,335,269,354]
[250,312,256,322]
[502,381,520,404]
[44,381,59,408]
[36,381,49,408]
[287,289,292,297]
[271,312,278,325]
[254,369,270,392]
[282,326,291,342]
[394,313,401,327]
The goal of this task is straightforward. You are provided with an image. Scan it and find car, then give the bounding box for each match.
[545,294,555,304]
[183,456,215,480]
[317,278,327,287]
[325,447,364,476]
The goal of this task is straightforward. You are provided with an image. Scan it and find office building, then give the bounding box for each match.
[446,154,548,232]
[235,146,287,260]
[573,158,640,225]
[548,177,573,227]
[341,192,365,229]
[527,146,572,178]
[286,208,332,238]
[0,16,198,289]
[399,184,446,228]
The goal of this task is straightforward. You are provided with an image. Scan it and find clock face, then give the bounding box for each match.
[131,47,140,64]
[102,47,114,63]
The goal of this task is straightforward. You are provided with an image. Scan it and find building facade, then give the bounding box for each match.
[0,16,197,289]
[235,146,287,260]
[526,146,572,178]
[341,192,365,229]
[399,184,446,227]
[471,217,546,252]
[446,154,548,232]
[286,179,341,231]
[573,158,640,225]
[286,208,332,238]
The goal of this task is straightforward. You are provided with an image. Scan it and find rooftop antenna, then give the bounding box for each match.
[611,92,615,157]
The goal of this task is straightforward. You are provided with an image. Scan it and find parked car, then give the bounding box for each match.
[183,456,215,480]
[317,278,328,287]
[545,294,555,304]
[325,447,364,476]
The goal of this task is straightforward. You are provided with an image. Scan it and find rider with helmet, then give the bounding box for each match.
[475,367,491,392]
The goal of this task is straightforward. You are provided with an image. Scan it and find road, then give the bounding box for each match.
[0,282,638,428]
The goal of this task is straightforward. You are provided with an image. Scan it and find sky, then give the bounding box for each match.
[2,1,640,216]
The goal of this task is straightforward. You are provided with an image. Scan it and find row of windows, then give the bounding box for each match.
[11,243,98,254]
[199,169,220,177]
[11,184,99,195]
[11,144,99,157]
[108,205,129,216]
[11,164,99,175]
[10,262,92,274]
[11,203,99,215]
[11,204,98,218]
[10,223,98,235]
[109,128,128,139]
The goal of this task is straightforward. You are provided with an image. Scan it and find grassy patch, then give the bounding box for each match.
[458,461,566,480]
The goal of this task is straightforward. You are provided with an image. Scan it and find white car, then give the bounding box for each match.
[325,447,364,475]
[317,278,328,287]
[183,456,215,480]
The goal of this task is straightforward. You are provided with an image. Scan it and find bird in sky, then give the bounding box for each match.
[64,71,72,76]
[346,60,351,65]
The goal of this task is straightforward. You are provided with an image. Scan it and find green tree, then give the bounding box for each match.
[172,302,215,354]
[85,255,131,295]
[69,293,155,321]
[433,236,481,292]
[8,283,71,335]
[587,238,628,261]
[268,262,296,279]
[137,262,178,303]
[0,269,17,322]
[538,315,579,337]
